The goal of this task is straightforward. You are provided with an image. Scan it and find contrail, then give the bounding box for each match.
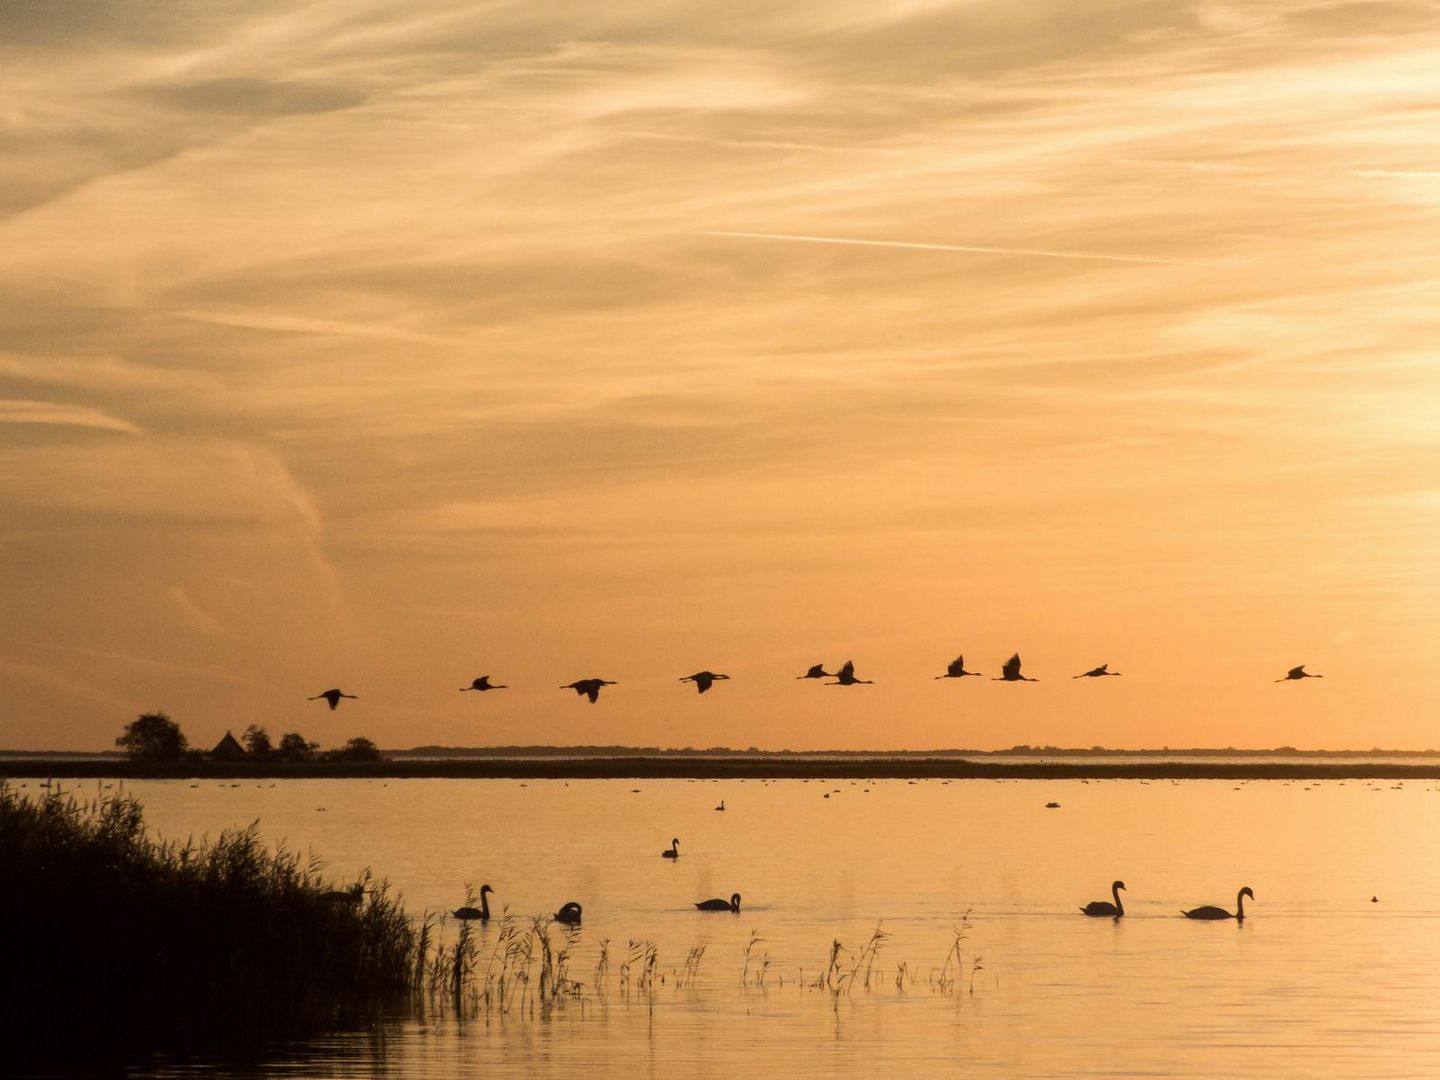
[698,230,1200,266]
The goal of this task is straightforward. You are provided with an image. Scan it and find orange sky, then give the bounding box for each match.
[1,1,1437,751]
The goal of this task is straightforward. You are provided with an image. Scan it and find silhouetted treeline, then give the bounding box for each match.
[0,783,415,1066]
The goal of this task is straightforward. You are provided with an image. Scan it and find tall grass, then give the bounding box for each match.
[0,783,415,1064]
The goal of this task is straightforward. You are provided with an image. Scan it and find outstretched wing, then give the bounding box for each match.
[1287,665,1306,679]
[1002,654,1021,679]
[948,656,965,677]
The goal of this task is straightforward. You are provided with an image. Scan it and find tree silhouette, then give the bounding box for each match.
[329,736,381,763]
[115,712,187,761]
[276,732,318,763]
[242,725,273,759]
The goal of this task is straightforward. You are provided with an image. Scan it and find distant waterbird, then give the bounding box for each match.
[662,838,680,859]
[309,688,357,710]
[715,800,725,811]
[1074,664,1121,678]
[453,885,494,921]
[993,654,1038,682]
[680,671,731,694]
[460,676,507,692]
[561,678,616,703]
[695,892,741,912]
[553,901,583,925]
[1277,666,1323,682]
[797,663,835,680]
[936,655,981,679]
[1183,886,1253,921]
[827,660,873,686]
[1081,880,1126,918]
[321,883,364,906]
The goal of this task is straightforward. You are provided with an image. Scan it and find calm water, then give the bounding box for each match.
[53,777,1440,1077]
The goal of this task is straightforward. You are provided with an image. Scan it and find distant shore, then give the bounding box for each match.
[5,757,1440,781]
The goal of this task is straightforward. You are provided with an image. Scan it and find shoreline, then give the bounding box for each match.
[5,757,1440,781]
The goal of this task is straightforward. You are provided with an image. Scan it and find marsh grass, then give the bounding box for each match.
[0,783,415,1064]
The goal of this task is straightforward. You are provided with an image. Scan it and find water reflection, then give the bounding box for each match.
[88,779,1440,1078]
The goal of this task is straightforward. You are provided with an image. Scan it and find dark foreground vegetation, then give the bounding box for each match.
[0,783,416,1067]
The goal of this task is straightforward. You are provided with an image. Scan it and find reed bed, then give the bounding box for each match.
[0,783,415,1064]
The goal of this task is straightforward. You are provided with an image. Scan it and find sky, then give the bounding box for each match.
[1,0,1437,752]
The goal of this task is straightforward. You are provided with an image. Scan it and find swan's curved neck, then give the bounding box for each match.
[1236,890,1246,920]
[1113,883,1124,916]
[480,892,490,919]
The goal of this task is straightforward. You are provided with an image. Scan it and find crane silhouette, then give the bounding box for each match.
[1074,664,1121,678]
[936,655,981,679]
[796,663,834,680]
[680,671,731,694]
[827,660,873,686]
[1277,665,1323,682]
[460,676,508,692]
[993,654,1037,682]
[561,678,616,703]
[309,689,357,710]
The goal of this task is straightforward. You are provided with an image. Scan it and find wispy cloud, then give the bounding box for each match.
[0,399,141,433]
[697,230,1211,266]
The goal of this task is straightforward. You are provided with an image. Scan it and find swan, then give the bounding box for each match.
[453,884,493,921]
[1081,880,1125,917]
[1183,886,1253,921]
[662,838,680,859]
[321,883,363,905]
[695,893,741,912]
[715,800,725,811]
[553,901,583,925]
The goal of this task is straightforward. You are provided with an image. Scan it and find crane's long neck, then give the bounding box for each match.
[1113,884,1124,916]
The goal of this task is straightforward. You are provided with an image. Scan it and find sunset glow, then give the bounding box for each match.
[2,0,1437,751]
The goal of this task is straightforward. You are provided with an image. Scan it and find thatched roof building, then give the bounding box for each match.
[210,731,249,761]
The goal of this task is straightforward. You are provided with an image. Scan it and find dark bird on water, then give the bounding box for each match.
[936,655,981,679]
[1277,666,1323,682]
[561,678,616,703]
[1081,880,1126,918]
[827,660,873,686]
[662,838,680,859]
[454,884,493,921]
[553,901,583,925]
[309,688,357,710]
[715,800,725,811]
[680,671,731,694]
[696,892,741,912]
[461,676,508,692]
[993,654,1037,682]
[1183,886,1253,921]
[321,883,364,905]
[797,663,834,680]
[1074,664,1121,678]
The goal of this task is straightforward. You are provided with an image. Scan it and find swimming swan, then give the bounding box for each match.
[453,884,493,921]
[695,893,741,912]
[553,901,583,925]
[1081,880,1126,918]
[662,838,680,859]
[1183,886,1253,921]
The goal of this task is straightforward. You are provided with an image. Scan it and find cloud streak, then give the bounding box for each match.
[696,231,1211,266]
[0,399,141,433]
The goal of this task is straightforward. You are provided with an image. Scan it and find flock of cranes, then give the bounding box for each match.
[309,658,1325,709]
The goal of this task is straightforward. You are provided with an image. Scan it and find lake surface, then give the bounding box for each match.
[35,776,1440,1077]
